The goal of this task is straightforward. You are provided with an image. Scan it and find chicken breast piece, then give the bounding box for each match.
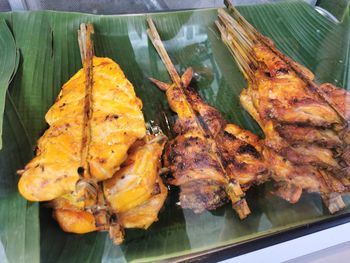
[18,57,146,201]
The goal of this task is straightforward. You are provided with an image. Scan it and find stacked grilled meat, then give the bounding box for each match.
[216,1,350,212]
[147,18,269,219]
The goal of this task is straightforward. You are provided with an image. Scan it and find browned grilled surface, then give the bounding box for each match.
[248,45,350,208]
[218,126,269,190]
[164,134,227,186]
[179,180,228,213]
[181,86,269,189]
[275,124,342,148]
[183,86,226,137]
[319,83,350,120]
[216,2,350,213]
[147,17,270,218]
[163,85,270,214]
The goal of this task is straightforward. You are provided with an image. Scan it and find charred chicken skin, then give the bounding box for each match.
[216,0,349,212]
[182,86,269,191]
[147,18,269,219]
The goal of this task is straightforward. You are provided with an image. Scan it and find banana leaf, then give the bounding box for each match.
[0,19,19,150]
[0,19,39,263]
[0,1,349,262]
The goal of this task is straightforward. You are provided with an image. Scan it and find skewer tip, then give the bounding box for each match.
[181,67,193,88]
[149,77,171,91]
[224,0,232,8]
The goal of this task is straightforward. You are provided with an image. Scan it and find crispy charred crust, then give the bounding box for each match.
[341,145,350,166]
[218,2,350,214]
[147,17,264,216]
[165,136,224,185]
[237,144,260,159]
[275,124,342,149]
[244,21,345,121]
[223,130,237,140]
[217,128,268,186]
[173,118,198,135]
[179,180,228,212]
[320,83,350,120]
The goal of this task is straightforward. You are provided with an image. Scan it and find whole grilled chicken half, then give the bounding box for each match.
[51,134,168,244]
[17,23,151,244]
[147,18,269,219]
[216,0,350,213]
[17,25,146,202]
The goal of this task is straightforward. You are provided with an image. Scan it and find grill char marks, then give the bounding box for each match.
[179,180,228,213]
[147,17,272,219]
[162,83,232,213]
[216,1,350,213]
[161,79,269,216]
[219,124,269,190]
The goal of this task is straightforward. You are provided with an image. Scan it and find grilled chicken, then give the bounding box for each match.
[18,23,151,244]
[147,18,269,219]
[18,48,146,202]
[216,1,349,212]
[51,134,168,242]
[182,86,269,190]
[104,134,168,229]
[51,194,97,234]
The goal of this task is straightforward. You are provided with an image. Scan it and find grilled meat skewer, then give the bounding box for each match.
[216,0,349,212]
[147,18,269,218]
[17,23,157,243]
[18,24,146,202]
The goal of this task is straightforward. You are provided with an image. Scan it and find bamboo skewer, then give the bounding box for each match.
[77,23,124,244]
[216,1,347,212]
[76,23,97,204]
[147,18,251,219]
[218,0,347,123]
[146,18,181,87]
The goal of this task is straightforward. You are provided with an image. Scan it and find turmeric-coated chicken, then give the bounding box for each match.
[51,133,168,242]
[103,134,168,229]
[216,2,350,212]
[18,56,146,201]
[147,18,269,219]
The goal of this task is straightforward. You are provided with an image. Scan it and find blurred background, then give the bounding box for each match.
[0,0,348,22]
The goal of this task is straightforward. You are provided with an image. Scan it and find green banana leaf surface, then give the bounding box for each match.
[0,1,350,262]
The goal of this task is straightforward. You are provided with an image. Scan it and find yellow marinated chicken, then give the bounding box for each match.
[103,134,168,229]
[51,134,168,238]
[51,194,96,234]
[216,2,349,212]
[18,56,146,201]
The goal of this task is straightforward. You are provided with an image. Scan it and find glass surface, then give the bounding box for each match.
[0,0,10,12]
[0,1,349,262]
[2,0,317,13]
